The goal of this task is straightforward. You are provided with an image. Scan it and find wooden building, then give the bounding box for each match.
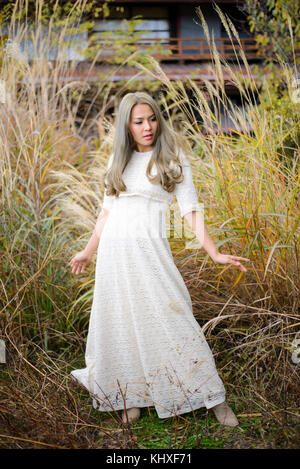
[90,0,257,63]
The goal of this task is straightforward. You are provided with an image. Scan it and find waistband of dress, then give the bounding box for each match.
[116,192,172,205]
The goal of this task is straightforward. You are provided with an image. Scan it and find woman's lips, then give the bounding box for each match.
[144,135,153,139]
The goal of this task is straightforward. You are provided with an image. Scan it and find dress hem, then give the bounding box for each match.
[90,393,226,419]
[93,395,226,419]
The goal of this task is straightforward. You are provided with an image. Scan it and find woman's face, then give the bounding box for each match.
[129,103,158,152]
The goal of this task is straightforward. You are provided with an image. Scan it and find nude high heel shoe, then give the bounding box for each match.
[211,401,239,427]
[121,407,141,423]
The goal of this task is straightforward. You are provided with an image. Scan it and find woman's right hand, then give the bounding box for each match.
[69,250,92,275]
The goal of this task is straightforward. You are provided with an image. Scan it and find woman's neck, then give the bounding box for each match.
[134,145,153,153]
[133,149,153,154]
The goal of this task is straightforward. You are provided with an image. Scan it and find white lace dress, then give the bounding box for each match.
[70,149,226,419]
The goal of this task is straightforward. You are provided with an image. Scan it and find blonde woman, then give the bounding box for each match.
[69,91,249,427]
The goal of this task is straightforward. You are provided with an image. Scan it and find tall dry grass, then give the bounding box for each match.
[0,0,299,449]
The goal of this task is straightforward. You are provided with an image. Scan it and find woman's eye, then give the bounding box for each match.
[134,117,156,125]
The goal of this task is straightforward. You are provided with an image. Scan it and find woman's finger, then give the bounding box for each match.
[70,260,87,275]
[231,259,247,271]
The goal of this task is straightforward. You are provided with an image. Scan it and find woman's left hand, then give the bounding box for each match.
[212,252,250,272]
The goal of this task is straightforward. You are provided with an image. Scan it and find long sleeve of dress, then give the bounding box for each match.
[174,152,202,218]
[102,153,116,212]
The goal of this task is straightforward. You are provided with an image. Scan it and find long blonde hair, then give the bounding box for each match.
[104,91,190,197]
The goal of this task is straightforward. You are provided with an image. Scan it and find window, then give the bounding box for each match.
[91,5,170,43]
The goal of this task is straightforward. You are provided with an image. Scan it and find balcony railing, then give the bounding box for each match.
[92,36,261,61]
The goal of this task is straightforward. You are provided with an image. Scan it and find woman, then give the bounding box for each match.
[69,91,249,426]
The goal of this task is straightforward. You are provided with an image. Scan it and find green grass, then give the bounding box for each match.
[132,408,226,449]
